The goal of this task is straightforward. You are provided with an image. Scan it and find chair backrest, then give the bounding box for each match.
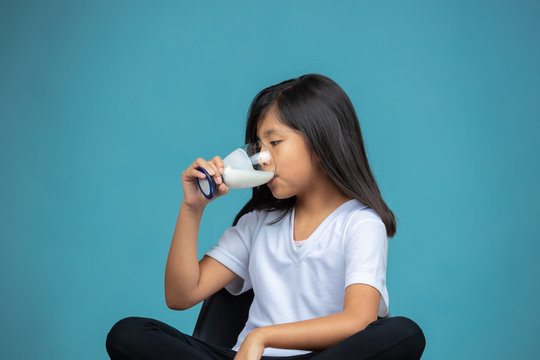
[192,288,254,348]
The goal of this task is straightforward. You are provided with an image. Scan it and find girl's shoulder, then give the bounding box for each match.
[343,200,387,242]
[345,200,385,226]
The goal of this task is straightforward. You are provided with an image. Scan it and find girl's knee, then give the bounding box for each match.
[386,316,426,352]
[106,316,149,352]
[388,317,424,336]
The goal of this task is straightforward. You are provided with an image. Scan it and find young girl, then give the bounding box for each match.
[106,74,426,359]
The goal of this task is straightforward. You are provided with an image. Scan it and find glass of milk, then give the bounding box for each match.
[196,143,275,199]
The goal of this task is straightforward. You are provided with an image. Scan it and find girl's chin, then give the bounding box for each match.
[268,186,294,200]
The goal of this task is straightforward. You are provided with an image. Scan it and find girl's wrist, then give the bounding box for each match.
[249,327,269,348]
[180,201,205,217]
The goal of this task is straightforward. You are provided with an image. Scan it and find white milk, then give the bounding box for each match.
[223,168,275,189]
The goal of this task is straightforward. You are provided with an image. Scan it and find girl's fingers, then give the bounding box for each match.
[208,158,223,184]
[209,157,225,185]
[217,182,229,194]
[194,158,217,175]
[181,157,229,208]
[190,168,207,179]
[191,158,217,179]
[192,158,222,185]
[212,156,225,175]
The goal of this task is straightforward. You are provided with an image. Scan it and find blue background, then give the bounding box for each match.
[1,1,539,359]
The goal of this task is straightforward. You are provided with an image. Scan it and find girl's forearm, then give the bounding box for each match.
[164,202,204,309]
[252,311,375,352]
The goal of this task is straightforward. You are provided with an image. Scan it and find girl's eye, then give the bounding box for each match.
[269,140,280,146]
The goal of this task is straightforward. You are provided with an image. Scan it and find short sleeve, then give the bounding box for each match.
[205,211,258,295]
[344,215,390,316]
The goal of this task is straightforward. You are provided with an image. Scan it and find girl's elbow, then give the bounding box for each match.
[362,316,378,332]
[166,298,193,310]
[347,312,378,334]
[165,291,196,310]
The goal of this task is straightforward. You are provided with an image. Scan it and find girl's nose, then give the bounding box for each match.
[259,151,273,171]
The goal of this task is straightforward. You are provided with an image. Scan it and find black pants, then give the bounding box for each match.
[106,316,425,360]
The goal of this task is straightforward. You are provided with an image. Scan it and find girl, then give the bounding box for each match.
[106,74,426,359]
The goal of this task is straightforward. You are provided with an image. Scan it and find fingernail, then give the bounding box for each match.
[208,169,215,175]
[219,167,224,174]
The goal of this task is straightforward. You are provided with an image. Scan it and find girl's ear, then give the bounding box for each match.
[303,136,322,167]
[309,148,321,166]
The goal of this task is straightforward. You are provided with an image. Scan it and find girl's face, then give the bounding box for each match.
[256,107,321,199]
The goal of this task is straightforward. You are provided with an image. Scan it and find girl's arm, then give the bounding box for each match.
[164,157,237,310]
[234,284,380,359]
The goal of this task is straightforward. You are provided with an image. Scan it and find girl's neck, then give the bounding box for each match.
[294,172,352,219]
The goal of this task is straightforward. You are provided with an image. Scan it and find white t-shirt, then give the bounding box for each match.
[205,199,389,357]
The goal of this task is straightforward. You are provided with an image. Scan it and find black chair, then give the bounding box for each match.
[192,288,396,347]
[192,289,425,359]
[192,288,393,348]
[193,288,254,348]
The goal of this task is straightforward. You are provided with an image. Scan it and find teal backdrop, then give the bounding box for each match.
[1,1,539,359]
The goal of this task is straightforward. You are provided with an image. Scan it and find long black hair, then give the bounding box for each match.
[232,74,397,238]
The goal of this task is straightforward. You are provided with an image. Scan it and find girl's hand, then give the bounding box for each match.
[233,330,266,360]
[180,156,229,211]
